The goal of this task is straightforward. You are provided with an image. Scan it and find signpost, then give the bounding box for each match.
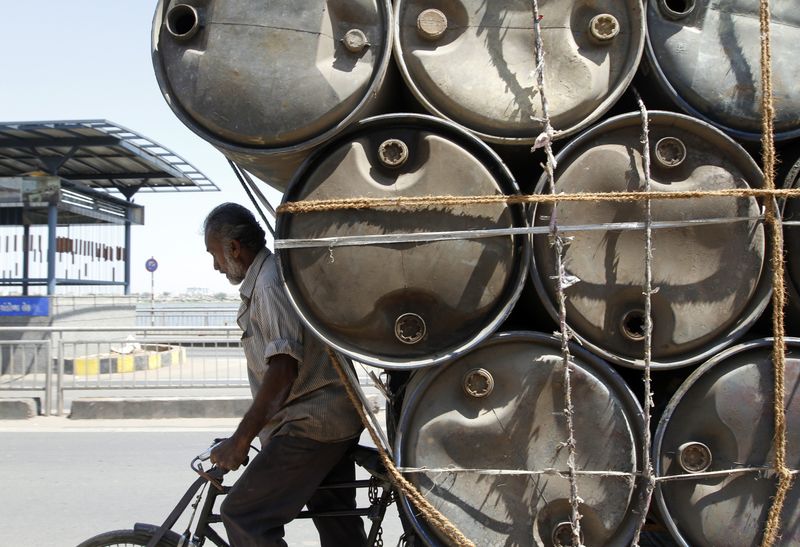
[145,257,158,326]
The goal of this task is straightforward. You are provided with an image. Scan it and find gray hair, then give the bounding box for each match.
[203,203,266,252]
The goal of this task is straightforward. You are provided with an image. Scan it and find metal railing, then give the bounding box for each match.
[1,326,246,415]
[135,306,239,327]
[0,339,52,416]
[1,325,385,417]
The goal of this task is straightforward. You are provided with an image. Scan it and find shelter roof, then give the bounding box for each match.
[0,120,218,197]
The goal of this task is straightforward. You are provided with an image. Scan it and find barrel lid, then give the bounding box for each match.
[395,331,646,546]
[530,111,771,369]
[393,0,645,144]
[276,114,529,368]
[152,0,392,150]
[654,338,800,546]
[646,0,800,141]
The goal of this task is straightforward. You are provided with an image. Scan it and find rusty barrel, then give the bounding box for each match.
[393,0,645,144]
[530,111,770,369]
[394,331,647,546]
[151,0,393,190]
[276,114,529,368]
[654,338,800,546]
[644,0,800,141]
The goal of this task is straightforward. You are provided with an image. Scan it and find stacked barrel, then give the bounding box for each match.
[152,1,799,545]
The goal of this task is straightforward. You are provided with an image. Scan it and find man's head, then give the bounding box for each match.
[203,203,266,285]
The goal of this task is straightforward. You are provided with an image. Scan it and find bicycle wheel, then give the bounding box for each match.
[76,527,181,547]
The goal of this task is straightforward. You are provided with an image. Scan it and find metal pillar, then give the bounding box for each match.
[22,222,30,295]
[124,214,131,295]
[47,202,57,295]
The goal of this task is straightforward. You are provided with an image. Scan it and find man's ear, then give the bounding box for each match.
[229,239,242,258]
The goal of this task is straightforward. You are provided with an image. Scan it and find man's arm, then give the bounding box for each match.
[210,353,299,470]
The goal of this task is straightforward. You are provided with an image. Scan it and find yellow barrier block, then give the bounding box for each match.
[117,354,135,373]
[74,356,100,376]
[170,347,185,366]
[71,346,184,375]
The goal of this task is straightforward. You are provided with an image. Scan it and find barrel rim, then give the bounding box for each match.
[392,0,646,144]
[150,0,395,154]
[276,113,531,369]
[652,336,800,547]
[529,110,772,370]
[643,1,800,142]
[393,330,647,546]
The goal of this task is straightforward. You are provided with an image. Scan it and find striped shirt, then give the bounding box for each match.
[237,248,363,444]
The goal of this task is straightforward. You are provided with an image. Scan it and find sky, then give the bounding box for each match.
[0,1,281,295]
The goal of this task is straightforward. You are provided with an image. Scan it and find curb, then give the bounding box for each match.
[68,393,384,420]
[69,396,252,419]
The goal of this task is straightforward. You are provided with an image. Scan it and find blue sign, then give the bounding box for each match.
[0,297,49,317]
[145,257,159,273]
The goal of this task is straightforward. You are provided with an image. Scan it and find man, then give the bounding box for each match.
[203,202,366,547]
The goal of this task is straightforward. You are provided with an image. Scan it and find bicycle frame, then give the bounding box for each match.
[140,443,395,547]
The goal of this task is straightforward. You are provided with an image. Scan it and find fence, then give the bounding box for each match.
[0,326,246,416]
[1,324,385,417]
[135,305,239,327]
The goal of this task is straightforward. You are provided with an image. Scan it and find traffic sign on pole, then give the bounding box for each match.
[145,257,158,325]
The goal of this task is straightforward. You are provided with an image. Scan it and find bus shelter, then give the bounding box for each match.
[0,120,217,295]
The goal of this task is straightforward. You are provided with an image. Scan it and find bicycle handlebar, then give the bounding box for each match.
[196,438,227,462]
[190,438,253,483]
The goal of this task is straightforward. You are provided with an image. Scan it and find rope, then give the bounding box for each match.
[276,188,800,214]
[327,348,475,547]
[530,1,583,544]
[630,88,657,547]
[759,0,794,545]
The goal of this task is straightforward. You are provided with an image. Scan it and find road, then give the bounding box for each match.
[0,417,406,547]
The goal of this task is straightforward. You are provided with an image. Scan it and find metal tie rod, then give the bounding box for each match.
[276,215,767,250]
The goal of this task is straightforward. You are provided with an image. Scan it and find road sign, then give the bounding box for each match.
[0,296,49,317]
[145,257,158,273]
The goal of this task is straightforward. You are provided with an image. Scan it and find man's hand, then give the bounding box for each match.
[211,354,298,471]
[210,435,250,471]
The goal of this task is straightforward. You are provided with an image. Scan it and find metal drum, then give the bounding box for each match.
[395,331,646,546]
[530,111,770,369]
[645,0,800,141]
[276,114,529,368]
[654,338,800,546]
[151,0,393,190]
[782,153,800,329]
[393,0,645,144]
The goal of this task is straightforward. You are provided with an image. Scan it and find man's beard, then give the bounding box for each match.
[222,246,247,285]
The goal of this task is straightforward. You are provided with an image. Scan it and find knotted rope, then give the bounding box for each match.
[630,88,657,547]
[530,0,583,544]
[276,188,800,215]
[759,1,794,545]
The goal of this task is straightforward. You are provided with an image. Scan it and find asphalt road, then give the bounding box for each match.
[0,417,406,547]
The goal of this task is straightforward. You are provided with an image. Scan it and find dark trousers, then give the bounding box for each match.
[220,434,367,547]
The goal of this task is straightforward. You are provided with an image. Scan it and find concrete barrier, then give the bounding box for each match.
[0,398,39,419]
[63,345,186,375]
[69,396,251,419]
[69,393,383,419]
